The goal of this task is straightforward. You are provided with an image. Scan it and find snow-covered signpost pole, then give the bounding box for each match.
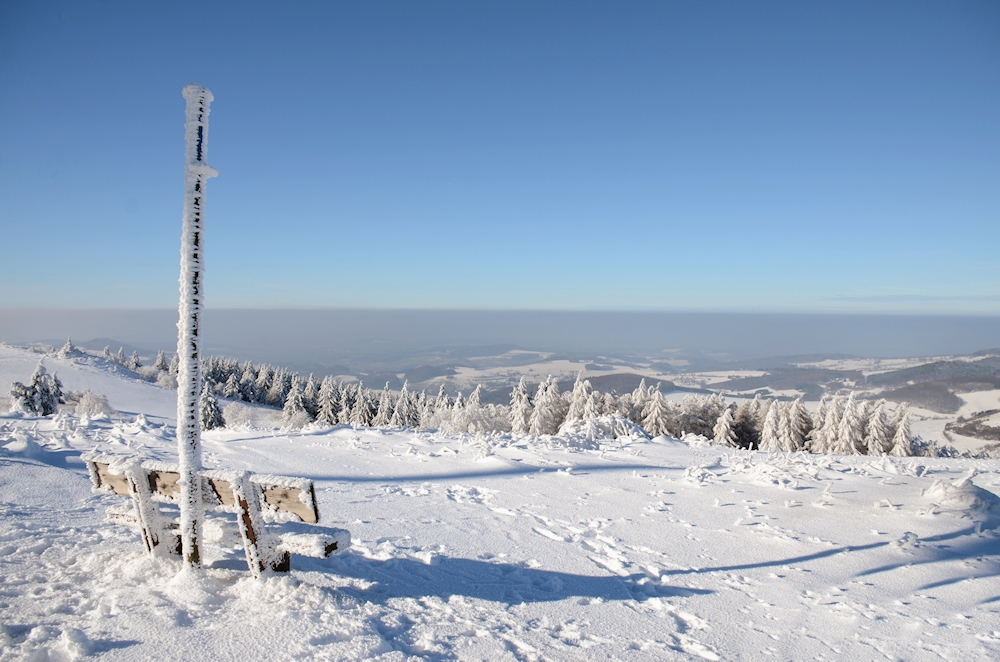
[176,84,218,567]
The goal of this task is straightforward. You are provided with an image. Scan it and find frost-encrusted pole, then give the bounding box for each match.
[176,84,218,567]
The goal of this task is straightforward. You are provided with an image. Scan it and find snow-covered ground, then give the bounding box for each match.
[2,346,999,661]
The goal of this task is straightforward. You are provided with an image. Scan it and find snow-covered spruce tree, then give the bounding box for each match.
[57,339,80,360]
[836,393,865,455]
[9,381,34,414]
[789,397,811,450]
[222,373,241,400]
[582,391,602,420]
[303,375,319,418]
[889,405,913,456]
[116,347,126,365]
[564,373,592,424]
[628,379,649,424]
[282,378,312,427]
[239,363,258,402]
[338,383,356,424]
[348,382,370,426]
[680,394,717,438]
[102,346,114,361]
[812,395,830,431]
[509,377,533,435]
[29,362,60,416]
[266,370,290,407]
[810,395,843,453]
[316,376,339,425]
[528,377,561,435]
[372,383,393,427]
[254,365,272,403]
[601,392,618,416]
[199,383,225,430]
[777,402,796,452]
[389,382,415,429]
[732,400,759,449]
[418,389,436,427]
[153,351,169,372]
[128,351,142,371]
[713,406,739,447]
[759,400,782,452]
[641,388,672,437]
[887,401,909,439]
[865,400,891,455]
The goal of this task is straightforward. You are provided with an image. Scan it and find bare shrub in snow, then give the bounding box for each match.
[223,402,256,428]
[156,371,178,389]
[75,390,114,417]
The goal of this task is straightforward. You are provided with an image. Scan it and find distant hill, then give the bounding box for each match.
[867,359,1000,388]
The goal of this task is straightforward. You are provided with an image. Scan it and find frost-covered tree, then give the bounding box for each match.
[777,402,796,451]
[888,402,909,439]
[239,363,259,402]
[529,376,565,436]
[509,377,533,435]
[812,395,830,431]
[390,382,417,429]
[629,379,650,424]
[713,406,739,447]
[836,393,865,455]
[810,395,843,453]
[337,383,355,424]
[169,352,180,377]
[679,393,721,438]
[733,400,759,449]
[642,388,672,437]
[11,362,61,416]
[759,400,782,452]
[789,397,811,450]
[199,383,225,430]
[372,383,394,427]
[116,347,126,365]
[266,370,290,407]
[222,373,241,400]
[582,391,602,420]
[303,375,319,418]
[282,378,312,426]
[31,362,60,415]
[254,365,272,402]
[58,339,81,360]
[128,351,142,371]
[316,376,339,424]
[349,381,372,426]
[564,373,592,424]
[865,400,891,455]
[153,350,169,372]
[889,405,913,456]
[601,392,617,416]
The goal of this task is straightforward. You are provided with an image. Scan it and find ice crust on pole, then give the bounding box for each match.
[176,84,218,567]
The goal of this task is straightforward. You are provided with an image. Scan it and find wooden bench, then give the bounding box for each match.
[83,452,349,578]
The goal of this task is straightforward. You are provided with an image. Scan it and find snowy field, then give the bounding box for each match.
[1,346,999,661]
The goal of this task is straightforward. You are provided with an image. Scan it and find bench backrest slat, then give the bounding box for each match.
[93,462,131,496]
[85,459,320,524]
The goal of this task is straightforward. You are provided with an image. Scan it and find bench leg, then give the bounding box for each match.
[124,463,180,557]
[231,473,288,577]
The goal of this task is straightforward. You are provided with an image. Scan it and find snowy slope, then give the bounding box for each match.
[1,346,999,661]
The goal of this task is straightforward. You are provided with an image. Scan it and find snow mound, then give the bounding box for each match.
[551,414,651,449]
[921,469,1000,516]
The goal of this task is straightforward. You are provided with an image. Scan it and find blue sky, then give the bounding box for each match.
[1,1,998,313]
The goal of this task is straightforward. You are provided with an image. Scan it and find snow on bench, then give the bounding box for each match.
[83,453,349,577]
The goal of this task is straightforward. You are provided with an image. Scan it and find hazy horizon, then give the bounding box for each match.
[3,308,998,372]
